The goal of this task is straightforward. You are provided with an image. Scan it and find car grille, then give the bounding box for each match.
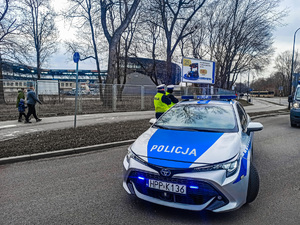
[128,171,228,206]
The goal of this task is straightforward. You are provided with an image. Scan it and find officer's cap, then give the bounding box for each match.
[167,85,174,90]
[157,84,165,90]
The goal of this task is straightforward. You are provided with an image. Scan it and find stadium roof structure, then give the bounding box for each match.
[2,61,107,82]
[2,57,181,84]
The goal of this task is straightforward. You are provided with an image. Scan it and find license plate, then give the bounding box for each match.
[147,179,186,194]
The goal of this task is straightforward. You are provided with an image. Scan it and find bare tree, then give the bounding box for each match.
[115,18,139,100]
[274,50,299,95]
[64,0,105,101]
[132,6,164,85]
[19,0,58,80]
[0,0,22,104]
[189,0,285,89]
[147,0,206,84]
[100,0,141,106]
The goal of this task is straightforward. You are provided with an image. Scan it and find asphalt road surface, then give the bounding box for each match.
[0,115,299,224]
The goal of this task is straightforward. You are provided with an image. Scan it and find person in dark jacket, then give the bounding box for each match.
[18,99,27,122]
[154,84,171,119]
[166,85,179,107]
[25,86,42,123]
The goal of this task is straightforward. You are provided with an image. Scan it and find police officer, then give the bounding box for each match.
[166,85,179,107]
[154,84,171,119]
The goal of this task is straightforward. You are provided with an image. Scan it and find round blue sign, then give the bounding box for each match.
[73,52,80,63]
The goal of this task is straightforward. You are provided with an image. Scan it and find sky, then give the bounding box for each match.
[48,0,300,79]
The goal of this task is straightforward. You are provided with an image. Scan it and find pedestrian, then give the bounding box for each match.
[16,88,25,108]
[18,99,27,122]
[25,85,42,123]
[154,84,171,119]
[166,85,179,107]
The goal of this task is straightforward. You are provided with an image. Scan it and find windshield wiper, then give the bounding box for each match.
[152,124,170,130]
[178,127,220,132]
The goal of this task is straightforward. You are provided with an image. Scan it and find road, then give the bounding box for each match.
[0,115,299,224]
[255,96,289,106]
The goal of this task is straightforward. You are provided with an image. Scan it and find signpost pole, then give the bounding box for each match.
[73,52,80,128]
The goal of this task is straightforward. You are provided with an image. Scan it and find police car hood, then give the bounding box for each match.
[131,127,240,169]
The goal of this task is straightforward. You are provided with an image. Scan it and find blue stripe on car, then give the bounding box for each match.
[147,129,223,168]
[233,134,253,184]
[197,100,210,104]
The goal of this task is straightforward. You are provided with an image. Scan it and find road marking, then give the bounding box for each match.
[0,125,17,129]
[4,131,20,137]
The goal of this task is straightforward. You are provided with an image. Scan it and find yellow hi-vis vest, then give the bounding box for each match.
[154,92,170,113]
[166,92,175,107]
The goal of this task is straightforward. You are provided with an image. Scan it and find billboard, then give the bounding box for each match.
[37,80,59,95]
[182,57,215,84]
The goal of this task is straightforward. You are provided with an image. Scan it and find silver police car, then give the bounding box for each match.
[123,95,263,212]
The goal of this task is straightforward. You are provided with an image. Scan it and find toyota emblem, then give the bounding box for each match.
[160,168,171,177]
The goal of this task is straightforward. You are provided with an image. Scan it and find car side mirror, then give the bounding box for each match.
[149,118,157,125]
[288,95,293,103]
[246,122,263,135]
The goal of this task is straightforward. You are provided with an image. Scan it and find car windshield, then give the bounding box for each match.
[155,104,237,132]
[295,88,300,100]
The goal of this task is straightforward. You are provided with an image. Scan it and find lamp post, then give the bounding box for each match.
[290,27,300,96]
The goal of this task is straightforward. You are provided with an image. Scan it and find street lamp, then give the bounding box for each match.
[289,27,300,96]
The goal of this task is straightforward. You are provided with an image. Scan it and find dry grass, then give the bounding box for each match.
[0,119,150,158]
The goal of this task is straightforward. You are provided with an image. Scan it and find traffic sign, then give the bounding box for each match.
[73,52,80,63]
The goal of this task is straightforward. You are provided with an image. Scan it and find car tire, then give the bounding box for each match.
[291,121,297,127]
[246,162,259,204]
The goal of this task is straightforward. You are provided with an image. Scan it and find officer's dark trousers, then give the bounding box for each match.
[155,112,163,119]
[26,104,38,121]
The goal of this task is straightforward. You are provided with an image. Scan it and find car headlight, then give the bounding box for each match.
[193,155,240,177]
[126,147,147,165]
[293,102,299,109]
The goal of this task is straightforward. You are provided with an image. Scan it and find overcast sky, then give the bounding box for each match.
[48,0,300,79]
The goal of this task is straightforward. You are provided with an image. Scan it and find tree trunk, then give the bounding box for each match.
[103,43,118,106]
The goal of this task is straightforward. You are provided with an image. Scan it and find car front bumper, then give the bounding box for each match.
[123,156,249,213]
[290,108,300,123]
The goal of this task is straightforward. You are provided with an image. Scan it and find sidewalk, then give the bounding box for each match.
[242,97,288,113]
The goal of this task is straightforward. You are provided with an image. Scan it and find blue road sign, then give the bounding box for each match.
[73,52,80,63]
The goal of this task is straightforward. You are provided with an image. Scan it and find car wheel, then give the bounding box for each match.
[291,121,297,127]
[246,162,259,204]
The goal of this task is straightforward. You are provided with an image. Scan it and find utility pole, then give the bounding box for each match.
[290,28,300,96]
[289,28,300,109]
[73,52,80,128]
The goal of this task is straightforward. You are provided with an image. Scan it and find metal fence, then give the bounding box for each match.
[0,79,234,121]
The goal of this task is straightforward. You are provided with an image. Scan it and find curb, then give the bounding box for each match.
[0,139,135,165]
[250,111,289,120]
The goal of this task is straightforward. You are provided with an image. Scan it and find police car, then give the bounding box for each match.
[123,95,263,212]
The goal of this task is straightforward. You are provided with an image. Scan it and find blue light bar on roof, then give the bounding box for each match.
[181,95,237,100]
